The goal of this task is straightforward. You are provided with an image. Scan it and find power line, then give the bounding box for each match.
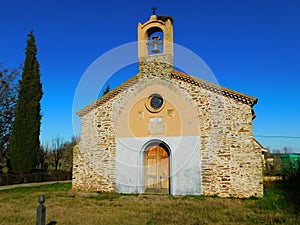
[255,135,300,139]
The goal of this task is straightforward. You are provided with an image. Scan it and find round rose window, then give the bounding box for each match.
[146,93,164,112]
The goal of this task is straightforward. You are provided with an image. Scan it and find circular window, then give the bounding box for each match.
[150,95,163,110]
[146,93,164,112]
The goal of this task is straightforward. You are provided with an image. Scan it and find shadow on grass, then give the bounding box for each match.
[47,221,57,225]
[280,177,300,214]
[263,177,300,214]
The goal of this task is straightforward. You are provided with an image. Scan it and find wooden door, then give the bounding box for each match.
[145,145,169,193]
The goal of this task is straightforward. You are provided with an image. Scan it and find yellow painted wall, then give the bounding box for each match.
[116,84,199,137]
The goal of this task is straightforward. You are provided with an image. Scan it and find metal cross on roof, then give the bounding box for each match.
[151,6,157,15]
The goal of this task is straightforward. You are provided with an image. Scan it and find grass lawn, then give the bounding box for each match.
[0,180,299,225]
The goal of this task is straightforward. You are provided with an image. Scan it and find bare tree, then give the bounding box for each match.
[283,146,293,154]
[0,65,19,170]
[51,136,65,170]
[63,136,78,169]
[37,143,49,171]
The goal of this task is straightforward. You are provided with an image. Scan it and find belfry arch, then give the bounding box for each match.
[137,15,174,59]
[147,27,164,55]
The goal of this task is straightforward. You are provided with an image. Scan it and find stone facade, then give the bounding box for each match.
[73,15,264,197]
[73,55,263,197]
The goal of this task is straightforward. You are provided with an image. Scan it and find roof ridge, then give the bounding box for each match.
[171,70,258,106]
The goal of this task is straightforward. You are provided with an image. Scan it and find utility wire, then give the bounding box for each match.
[255,135,300,139]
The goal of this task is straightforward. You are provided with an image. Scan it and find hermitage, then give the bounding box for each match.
[73,13,265,197]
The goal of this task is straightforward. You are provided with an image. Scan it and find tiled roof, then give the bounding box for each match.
[77,69,258,117]
[171,70,258,107]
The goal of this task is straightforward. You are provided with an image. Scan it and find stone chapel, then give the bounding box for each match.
[73,14,265,197]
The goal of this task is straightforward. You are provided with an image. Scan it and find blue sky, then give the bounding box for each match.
[0,0,300,152]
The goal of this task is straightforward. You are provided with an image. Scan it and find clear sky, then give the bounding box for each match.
[0,0,300,152]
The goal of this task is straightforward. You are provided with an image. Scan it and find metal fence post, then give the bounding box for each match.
[36,195,46,225]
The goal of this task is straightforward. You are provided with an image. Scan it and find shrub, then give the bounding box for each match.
[0,170,72,186]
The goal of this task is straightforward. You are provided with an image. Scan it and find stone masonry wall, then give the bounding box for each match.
[167,70,263,197]
[73,102,116,192]
[168,71,263,197]
[73,54,263,197]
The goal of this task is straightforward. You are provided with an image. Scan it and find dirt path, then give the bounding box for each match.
[0,180,71,191]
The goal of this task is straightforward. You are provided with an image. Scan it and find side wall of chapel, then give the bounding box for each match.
[178,80,263,197]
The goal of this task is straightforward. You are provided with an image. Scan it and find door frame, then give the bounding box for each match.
[140,139,172,194]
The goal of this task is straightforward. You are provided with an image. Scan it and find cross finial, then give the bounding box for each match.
[151,6,157,15]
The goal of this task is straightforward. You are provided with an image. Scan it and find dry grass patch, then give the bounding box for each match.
[0,181,299,224]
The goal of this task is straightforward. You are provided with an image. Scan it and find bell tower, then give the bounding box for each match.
[137,12,174,71]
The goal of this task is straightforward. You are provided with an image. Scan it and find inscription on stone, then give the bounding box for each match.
[149,118,165,133]
[150,117,163,123]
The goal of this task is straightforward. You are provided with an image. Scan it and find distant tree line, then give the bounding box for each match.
[36,136,78,172]
[264,147,300,180]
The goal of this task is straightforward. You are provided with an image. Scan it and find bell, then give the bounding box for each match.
[151,43,160,54]
[149,35,162,54]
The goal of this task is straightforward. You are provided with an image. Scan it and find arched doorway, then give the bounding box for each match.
[144,145,170,194]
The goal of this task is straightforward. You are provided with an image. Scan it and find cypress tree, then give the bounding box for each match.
[102,84,111,96]
[10,31,43,173]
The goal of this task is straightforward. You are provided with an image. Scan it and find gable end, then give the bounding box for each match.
[77,70,258,117]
